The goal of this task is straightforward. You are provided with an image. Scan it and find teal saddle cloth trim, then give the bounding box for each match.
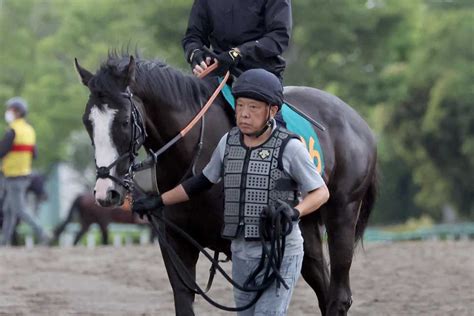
[220,82,324,175]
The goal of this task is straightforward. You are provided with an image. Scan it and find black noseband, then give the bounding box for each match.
[96,166,110,179]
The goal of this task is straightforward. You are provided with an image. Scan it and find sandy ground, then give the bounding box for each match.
[0,240,472,316]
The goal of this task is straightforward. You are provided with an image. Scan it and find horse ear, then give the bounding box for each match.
[126,55,136,85]
[74,58,94,87]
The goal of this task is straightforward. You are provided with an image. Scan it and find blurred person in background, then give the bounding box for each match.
[0,97,49,246]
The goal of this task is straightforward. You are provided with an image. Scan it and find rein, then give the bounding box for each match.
[95,65,227,191]
[145,203,293,312]
[132,64,227,173]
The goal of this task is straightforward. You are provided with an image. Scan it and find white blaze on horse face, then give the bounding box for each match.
[89,104,118,202]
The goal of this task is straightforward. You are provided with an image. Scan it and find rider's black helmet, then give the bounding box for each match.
[232,69,283,110]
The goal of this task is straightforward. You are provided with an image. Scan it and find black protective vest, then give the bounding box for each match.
[222,126,299,240]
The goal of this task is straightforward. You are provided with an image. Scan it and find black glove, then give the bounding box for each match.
[259,201,299,240]
[132,193,164,220]
[215,49,241,75]
[260,204,275,221]
[189,48,209,69]
[202,47,241,76]
[276,199,300,222]
[259,204,277,240]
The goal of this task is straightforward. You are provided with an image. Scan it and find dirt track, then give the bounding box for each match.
[0,240,472,315]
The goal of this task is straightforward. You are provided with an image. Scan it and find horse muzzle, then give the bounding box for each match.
[94,178,124,207]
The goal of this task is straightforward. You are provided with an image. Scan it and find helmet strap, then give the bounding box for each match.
[244,105,273,138]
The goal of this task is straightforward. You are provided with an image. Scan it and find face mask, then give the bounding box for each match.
[4,110,15,123]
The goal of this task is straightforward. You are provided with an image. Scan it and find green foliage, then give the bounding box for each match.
[144,0,192,68]
[385,5,474,219]
[371,134,420,224]
[287,0,419,115]
[0,0,165,169]
[0,0,472,222]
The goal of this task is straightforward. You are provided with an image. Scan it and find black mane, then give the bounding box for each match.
[90,51,212,109]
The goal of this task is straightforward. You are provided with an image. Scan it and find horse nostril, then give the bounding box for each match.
[107,189,121,205]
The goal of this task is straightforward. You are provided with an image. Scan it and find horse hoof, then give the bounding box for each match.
[326,296,352,316]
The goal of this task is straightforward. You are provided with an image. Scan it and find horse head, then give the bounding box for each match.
[75,55,146,207]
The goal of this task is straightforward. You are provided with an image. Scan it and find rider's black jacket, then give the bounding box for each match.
[182,0,292,79]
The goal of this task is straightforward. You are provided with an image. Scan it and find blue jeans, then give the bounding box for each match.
[232,253,304,316]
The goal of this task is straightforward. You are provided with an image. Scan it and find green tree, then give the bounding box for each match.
[384,4,474,219]
[0,0,164,169]
[287,0,424,223]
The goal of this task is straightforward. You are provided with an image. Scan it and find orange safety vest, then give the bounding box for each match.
[1,118,36,177]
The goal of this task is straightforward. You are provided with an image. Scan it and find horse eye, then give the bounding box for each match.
[122,120,129,127]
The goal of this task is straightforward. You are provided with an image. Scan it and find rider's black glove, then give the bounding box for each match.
[189,48,209,69]
[214,49,241,75]
[276,199,300,222]
[132,193,164,220]
[202,47,241,76]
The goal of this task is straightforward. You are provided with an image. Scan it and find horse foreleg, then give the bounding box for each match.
[98,223,109,245]
[326,200,359,316]
[149,226,157,243]
[74,223,90,245]
[159,232,200,316]
[300,211,330,315]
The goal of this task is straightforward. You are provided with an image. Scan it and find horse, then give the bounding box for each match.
[75,53,377,316]
[51,191,150,245]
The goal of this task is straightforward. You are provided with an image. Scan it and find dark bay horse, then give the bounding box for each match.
[75,53,377,316]
[51,192,148,245]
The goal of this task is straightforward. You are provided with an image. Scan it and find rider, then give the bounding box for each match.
[182,0,292,127]
[133,69,329,315]
[0,97,49,246]
[182,0,292,79]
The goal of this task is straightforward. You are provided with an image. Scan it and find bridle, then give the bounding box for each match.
[94,86,147,192]
[95,64,229,194]
[130,66,229,176]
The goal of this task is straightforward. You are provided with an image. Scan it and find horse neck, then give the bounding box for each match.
[134,69,211,140]
[133,68,216,179]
